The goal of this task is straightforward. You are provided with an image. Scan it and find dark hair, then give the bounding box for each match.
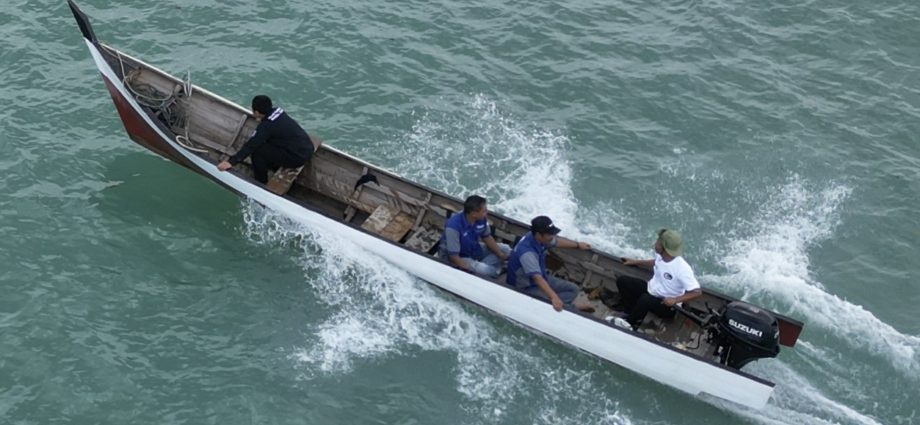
[251,95,273,115]
[463,195,487,214]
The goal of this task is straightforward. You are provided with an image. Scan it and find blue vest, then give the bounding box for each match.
[442,213,488,258]
[506,232,548,287]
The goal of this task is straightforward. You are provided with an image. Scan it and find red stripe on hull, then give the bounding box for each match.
[101,75,197,170]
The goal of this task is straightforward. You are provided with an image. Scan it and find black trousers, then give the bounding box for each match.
[251,144,308,184]
[616,275,676,328]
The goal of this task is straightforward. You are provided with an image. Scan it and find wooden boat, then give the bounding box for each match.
[68,1,803,409]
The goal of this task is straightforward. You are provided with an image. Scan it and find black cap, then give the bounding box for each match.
[531,216,561,235]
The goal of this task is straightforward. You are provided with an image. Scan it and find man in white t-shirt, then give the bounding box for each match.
[616,229,702,330]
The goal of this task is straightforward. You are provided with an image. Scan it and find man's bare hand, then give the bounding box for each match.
[218,161,233,171]
[551,295,564,312]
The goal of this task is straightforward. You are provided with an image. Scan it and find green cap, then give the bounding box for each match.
[657,228,683,257]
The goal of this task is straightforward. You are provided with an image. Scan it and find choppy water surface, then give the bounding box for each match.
[1,1,918,424]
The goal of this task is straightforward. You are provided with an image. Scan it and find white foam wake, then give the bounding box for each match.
[365,94,641,257]
[721,360,886,425]
[706,178,920,374]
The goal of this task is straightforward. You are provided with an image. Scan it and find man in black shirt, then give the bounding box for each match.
[217,95,319,183]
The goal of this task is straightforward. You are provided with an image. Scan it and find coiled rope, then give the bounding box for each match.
[117,52,207,153]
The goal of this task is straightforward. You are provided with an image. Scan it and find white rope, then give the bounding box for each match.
[118,57,208,154]
[175,134,207,153]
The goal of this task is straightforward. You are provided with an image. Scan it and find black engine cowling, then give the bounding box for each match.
[712,301,780,369]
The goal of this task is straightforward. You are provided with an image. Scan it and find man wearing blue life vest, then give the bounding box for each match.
[439,195,511,277]
[616,228,702,330]
[507,216,593,312]
[217,95,320,184]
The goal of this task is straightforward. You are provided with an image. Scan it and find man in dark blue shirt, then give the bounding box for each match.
[218,95,319,183]
[439,195,511,277]
[507,216,593,312]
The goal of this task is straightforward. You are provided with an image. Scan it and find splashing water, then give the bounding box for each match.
[706,178,920,374]
[366,94,577,219]
[725,361,887,425]
[366,94,639,256]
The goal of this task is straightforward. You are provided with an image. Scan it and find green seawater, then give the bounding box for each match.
[1,1,918,424]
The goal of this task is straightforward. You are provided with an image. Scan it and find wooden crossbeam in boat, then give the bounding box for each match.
[581,253,600,288]
[388,188,419,211]
[369,183,433,212]
[343,166,370,221]
[493,228,517,244]
[266,165,305,195]
[361,204,415,242]
[431,201,459,218]
[410,193,433,230]
[345,177,434,222]
[227,113,249,150]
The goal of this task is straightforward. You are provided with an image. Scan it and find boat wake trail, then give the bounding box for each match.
[727,361,886,425]
[696,177,914,424]
[706,178,920,375]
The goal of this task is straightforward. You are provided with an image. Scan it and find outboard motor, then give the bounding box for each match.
[710,301,780,369]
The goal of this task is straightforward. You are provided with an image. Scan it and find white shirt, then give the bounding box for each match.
[647,253,700,299]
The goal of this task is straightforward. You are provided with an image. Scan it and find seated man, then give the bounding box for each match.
[507,216,593,312]
[217,95,320,184]
[440,195,511,277]
[617,228,702,330]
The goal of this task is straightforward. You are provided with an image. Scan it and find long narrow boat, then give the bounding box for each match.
[68,1,803,409]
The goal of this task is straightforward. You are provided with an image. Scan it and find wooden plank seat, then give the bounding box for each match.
[361,204,415,242]
[266,165,305,195]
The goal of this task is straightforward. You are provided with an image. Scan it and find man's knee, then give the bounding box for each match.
[616,274,635,287]
[548,277,579,304]
[651,303,676,319]
[637,293,660,307]
[467,258,500,277]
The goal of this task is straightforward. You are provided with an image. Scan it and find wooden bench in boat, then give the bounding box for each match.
[272,137,321,196]
[361,204,415,242]
[266,165,305,195]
